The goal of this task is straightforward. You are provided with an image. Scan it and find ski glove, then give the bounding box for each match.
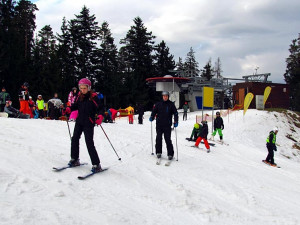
[96,115,104,125]
[149,117,153,122]
[174,122,178,128]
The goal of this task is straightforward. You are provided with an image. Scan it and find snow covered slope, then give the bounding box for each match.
[1,109,300,225]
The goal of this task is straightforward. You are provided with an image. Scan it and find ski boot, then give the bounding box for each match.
[168,155,173,160]
[91,164,103,173]
[157,153,162,159]
[220,136,223,144]
[68,158,80,167]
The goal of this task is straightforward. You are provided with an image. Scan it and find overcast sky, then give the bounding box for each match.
[33,0,300,83]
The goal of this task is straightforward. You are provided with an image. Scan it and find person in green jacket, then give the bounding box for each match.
[264,127,278,166]
[36,95,45,118]
[182,102,189,121]
[0,87,10,112]
[188,123,202,141]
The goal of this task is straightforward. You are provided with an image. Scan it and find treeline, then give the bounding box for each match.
[284,34,300,111]
[0,0,221,110]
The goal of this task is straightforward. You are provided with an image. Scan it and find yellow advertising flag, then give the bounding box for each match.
[243,93,254,115]
[263,86,272,105]
[203,87,214,108]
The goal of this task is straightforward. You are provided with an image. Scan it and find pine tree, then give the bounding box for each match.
[184,47,200,77]
[0,0,38,103]
[284,35,300,111]
[71,6,99,81]
[95,21,120,107]
[154,40,175,76]
[32,25,60,100]
[0,0,16,89]
[57,17,77,98]
[201,58,214,81]
[119,17,156,105]
[14,0,38,60]
[174,57,185,77]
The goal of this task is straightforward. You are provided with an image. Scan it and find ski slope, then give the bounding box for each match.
[1,109,300,225]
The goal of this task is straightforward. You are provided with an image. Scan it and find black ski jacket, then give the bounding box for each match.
[214,117,224,130]
[199,123,209,139]
[150,100,178,127]
[71,92,104,127]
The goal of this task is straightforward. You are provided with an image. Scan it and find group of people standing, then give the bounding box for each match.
[0,83,65,119]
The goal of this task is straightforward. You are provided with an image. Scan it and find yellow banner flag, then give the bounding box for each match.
[243,93,254,115]
[203,87,214,108]
[263,86,272,105]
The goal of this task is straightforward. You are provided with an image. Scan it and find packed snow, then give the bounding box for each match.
[1,109,300,225]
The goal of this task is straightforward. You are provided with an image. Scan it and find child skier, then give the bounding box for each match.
[263,127,278,166]
[32,106,39,119]
[36,95,45,118]
[68,78,104,173]
[188,123,202,141]
[211,111,224,143]
[126,105,134,124]
[195,121,210,153]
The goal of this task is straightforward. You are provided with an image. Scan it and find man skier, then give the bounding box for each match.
[182,102,189,121]
[149,91,178,160]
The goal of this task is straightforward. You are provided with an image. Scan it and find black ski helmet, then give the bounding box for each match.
[23,82,29,87]
[216,111,220,116]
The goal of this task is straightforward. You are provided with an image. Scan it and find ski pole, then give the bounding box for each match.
[151,121,154,155]
[99,124,121,161]
[66,119,72,141]
[175,127,178,161]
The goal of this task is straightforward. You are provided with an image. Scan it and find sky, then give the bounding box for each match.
[32,0,300,83]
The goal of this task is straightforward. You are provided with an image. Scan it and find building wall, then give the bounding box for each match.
[232,82,290,109]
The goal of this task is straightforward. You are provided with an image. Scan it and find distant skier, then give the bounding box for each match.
[136,103,144,124]
[264,127,279,166]
[104,108,119,123]
[19,82,32,118]
[195,121,210,153]
[19,82,30,100]
[211,111,224,143]
[4,101,29,119]
[48,93,63,120]
[0,87,11,112]
[149,91,178,160]
[68,87,78,106]
[68,78,104,173]
[36,95,45,119]
[125,105,134,124]
[182,102,189,121]
[188,123,202,141]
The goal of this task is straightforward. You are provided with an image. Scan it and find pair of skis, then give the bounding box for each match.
[52,163,108,180]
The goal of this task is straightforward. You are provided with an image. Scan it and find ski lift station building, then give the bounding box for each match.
[146,75,231,111]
